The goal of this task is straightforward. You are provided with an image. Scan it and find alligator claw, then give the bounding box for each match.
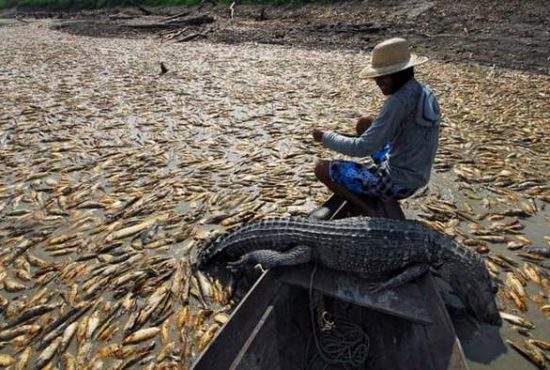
[227,258,248,274]
[227,254,259,274]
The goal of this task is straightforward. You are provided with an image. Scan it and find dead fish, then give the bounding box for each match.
[15,347,31,370]
[86,309,101,339]
[505,272,526,297]
[77,314,90,343]
[63,353,76,370]
[112,271,147,287]
[518,200,537,216]
[507,240,526,250]
[196,271,213,302]
[96,343,120,358]
[90,359,104,370]
[97,324,118,341]
[156,342,175,363]
[478,235,507,243]
[117,350,153,370]
[213,313,230,325]
[27,287,51,307]
[518,252,545,262]
[106,214,168,242]
[5,302,59,328]
[514,235,533,246]
[39,301,93,350]
[500,312,535,329]
[0,354,16,367]
[507,340,546,369]
[196,323,219,352]
[0,324,41,341]
[123,327,160,345]
[507,289,527,311]
[136,286,169,326]
[524,245,550,258]
[76,341,93,366]
[496,253,519,267]
[528,339,550,352]
[201,211,234,224]
[501,208,531,218]
[123,311,140,336]
[176,307,191,329]
[523,263,542,284]
[34,336,62,369]
[3,277,26,292]
[120,292,136,314]
[58,321,78,355]
[48,234,77,246]
[511,325,532,337]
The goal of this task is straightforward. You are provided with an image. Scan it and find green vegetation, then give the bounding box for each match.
[0,0,206,9]
[0,0,311,9]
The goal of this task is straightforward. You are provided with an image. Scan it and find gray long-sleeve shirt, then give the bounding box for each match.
[322,79,441,190]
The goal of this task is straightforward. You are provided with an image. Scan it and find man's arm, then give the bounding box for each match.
[320,98,405,158]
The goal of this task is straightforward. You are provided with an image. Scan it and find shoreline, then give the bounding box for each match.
[2,0,549,75]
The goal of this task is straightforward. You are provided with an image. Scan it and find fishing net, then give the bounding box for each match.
[303,263,370,369]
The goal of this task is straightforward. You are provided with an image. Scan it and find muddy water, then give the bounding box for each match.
[406,173,549,369]
[0,18,548,369]
[466,210,549,370]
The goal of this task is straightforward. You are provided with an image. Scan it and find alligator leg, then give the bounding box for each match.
[367,264,429,293]
[227,245,312,273]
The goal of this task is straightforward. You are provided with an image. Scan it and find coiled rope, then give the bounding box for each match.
[305,263,370,369]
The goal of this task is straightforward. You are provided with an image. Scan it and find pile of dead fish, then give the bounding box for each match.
[0,20,548,369]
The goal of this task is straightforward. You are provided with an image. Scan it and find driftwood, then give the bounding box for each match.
[308,22,386,34]
[164,10,193,21]
[164,14,215,27]
[175,32,204,42]
[163,27,188,41]
[229,2,235,20]
[123,15,215,31]
[174,29,210,43]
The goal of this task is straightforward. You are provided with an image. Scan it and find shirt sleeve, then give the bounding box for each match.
[322,96,406,157]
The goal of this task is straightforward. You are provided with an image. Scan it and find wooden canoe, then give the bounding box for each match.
[192,195,469,369]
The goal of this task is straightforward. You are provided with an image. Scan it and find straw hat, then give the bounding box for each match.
[361,38,428,78]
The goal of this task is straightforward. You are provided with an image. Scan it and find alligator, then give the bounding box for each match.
[198,216,502,325]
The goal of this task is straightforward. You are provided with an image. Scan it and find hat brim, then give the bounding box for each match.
[360,55,428,79]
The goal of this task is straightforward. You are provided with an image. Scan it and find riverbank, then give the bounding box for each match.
[2,0,549,74]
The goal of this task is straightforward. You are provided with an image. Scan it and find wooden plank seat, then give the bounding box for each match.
[321,193,405,220]
[277,264,432,324]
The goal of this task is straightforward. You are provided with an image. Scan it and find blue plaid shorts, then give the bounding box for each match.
[329,160,415,200]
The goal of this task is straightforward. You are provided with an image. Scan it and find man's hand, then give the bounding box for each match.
[312,128,325,142]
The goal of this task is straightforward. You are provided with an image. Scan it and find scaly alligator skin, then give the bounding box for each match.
[198,217,501,325]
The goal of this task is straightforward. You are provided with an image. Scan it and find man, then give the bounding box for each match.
[312,38,441,219]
